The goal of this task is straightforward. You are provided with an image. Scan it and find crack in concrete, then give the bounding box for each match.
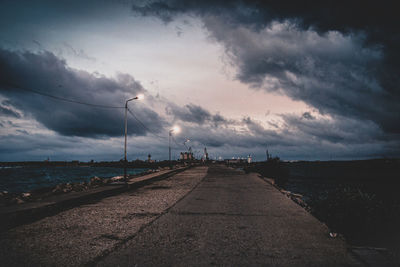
[169,211,270,217]
[122,212,162,219]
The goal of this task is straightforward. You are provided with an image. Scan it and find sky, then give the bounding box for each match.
[0,0,399,161]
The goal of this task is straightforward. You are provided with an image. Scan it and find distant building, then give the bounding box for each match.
[266,149,272,161]
[147,154,155,163]
[247,155,252,163]
[225,158,245,164]
[203,147,209,161]
[180,152,194,161]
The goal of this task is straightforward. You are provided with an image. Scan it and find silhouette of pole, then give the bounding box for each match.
[124,95,143,184]
[169,130,172,163]
[168,126,180,168]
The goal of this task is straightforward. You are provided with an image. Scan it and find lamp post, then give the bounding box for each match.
[124,94,144,184]
[168,126,180,167]
[183,138,190,151]
[168,130,172,163]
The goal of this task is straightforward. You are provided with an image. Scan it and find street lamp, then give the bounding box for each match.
[183,138,190,151]
[169,125,180,165]
[124,94,144,183]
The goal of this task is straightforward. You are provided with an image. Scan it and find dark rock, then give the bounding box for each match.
[89,176,103,186]
[11,197,25,204]
[52,184,64,194]
[21,192,31,199]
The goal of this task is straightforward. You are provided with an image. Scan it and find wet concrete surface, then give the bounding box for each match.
[97,165,362,266]
[0,166,208,266]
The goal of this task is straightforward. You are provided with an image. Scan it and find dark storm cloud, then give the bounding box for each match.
[132,0,398,44]
[202,19,400,134]
[279,113,400,158]
[132,0,400,136]
[167,103,210,124]
[0,133,75,155]
[281,113,382,144]
[166,103,229,126]
[0,48,165,137]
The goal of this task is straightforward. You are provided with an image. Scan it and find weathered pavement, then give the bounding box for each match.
[0,166,208,266]
[0,167,187,231]
[97,165,362,266]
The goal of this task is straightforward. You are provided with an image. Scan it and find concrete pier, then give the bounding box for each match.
[0,165,367,266]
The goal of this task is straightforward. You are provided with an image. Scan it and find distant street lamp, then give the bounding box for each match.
[124,94,144,183]
[169,125,180,165]
[183,138,190,151]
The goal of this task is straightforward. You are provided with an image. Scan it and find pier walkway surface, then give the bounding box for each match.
[1,165,368,266]
[98,165,361,266]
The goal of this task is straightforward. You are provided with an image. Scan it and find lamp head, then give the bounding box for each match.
[172,125,181,134]
[136,94,144,100]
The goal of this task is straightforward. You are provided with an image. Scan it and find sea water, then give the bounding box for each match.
[0,166,149,193]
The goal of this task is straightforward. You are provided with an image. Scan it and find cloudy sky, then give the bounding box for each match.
[0,0,399,161]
